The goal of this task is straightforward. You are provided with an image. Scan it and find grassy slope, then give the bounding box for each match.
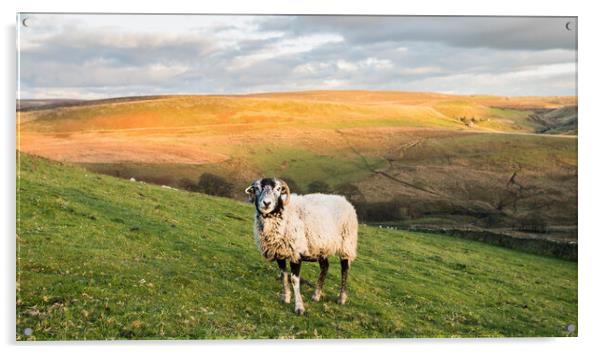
[18,95,461,133]
[17,154,577,339]
[18,92,576,134]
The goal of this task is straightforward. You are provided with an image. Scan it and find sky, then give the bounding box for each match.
[17,14,577,99]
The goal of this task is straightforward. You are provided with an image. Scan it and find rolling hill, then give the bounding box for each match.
[16,154,577,339]
[16,90,578,237]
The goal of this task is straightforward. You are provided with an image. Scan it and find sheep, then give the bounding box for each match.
[245,177,358,315]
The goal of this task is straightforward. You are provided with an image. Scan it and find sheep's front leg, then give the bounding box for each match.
[337,259,349,305]
[276,259,290,304]
[312,258,329,302]
[290,261,305,315]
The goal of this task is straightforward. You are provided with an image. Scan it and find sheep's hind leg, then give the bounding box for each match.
[312,258,329,302]
[290,261,305,315]
[277,259,291,304]
[337,259,349,305]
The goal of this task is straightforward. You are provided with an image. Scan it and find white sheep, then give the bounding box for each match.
[245,177,358,315]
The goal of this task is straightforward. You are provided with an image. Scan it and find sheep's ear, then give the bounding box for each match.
[245,185,256,203]
[279,181,290,206]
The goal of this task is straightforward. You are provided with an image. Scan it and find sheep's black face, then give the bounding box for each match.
[245,178,290,216]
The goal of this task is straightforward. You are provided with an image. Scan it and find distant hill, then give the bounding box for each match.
[17,99,85,111]
[17,96,172,112]
[530,106,578,135]
[16,153,577,339]
[16,91,577,235]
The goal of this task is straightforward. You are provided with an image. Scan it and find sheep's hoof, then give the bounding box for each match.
[311,293,321,302]
[295,307,305,315]
[281,295,291,304]
[337,294,348,305]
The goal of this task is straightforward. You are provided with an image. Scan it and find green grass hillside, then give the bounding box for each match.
[16,154,577,339]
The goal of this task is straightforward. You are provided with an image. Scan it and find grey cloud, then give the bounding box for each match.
[18,14,577,98]
[261,16,577,50]
[22,29,216,67]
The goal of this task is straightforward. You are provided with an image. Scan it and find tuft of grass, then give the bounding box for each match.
[17,154,577,340]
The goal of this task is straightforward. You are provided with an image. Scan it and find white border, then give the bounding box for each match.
[3,1,600,354]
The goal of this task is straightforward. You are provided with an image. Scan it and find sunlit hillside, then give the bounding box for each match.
[16,91,577,233]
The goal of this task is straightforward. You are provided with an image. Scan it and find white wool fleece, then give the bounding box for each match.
[254,193,358,263]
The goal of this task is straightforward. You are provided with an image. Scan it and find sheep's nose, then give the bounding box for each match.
[263,200,271,207]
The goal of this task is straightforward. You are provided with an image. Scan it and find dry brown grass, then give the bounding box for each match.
[17,91,574,165]
[247,90,576,108]
[19,132,230,164]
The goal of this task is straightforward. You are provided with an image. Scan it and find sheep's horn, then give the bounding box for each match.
[281,181,291,205]
[245,183,256,203]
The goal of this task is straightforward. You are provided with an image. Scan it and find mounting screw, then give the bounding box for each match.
[566,324,575,333]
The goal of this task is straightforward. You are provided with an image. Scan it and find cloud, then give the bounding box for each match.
[260,16,577,50]
[17,14,577,98]
[398,62,576,96]
[228,33,344,70]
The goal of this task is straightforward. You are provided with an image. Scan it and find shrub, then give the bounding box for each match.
[355,197,409,222]
[196,173,233,197]
[335,182,366,205]
[178,178,198,192]
[307,180,332,194]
